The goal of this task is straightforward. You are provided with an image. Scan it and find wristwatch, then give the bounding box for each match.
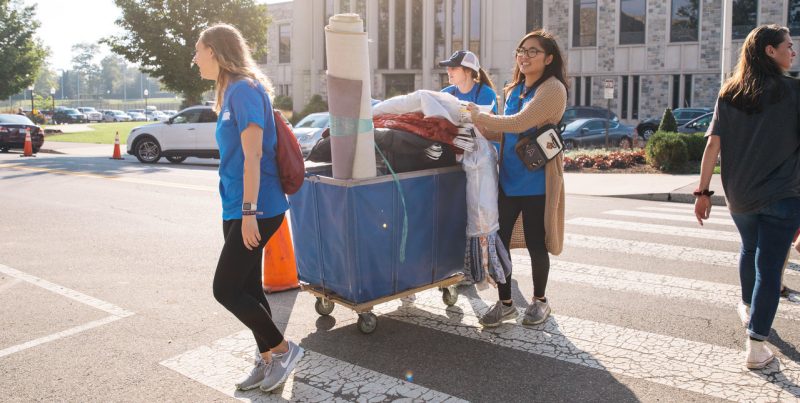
[242,202,258,212]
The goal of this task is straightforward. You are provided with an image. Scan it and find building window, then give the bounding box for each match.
[790,0,800,36]
[584,76,592,105]
[411,0,423,69]
[620,75,640,120]
[670,0,699,42]
[452,0,464,51]
[671,74,692,108]
[573,0,598,47]
[278,24,291,64]
[395,0,407,69]
[378,0,389,69]
[574,76,582,106]
[385,74,415,97]
[620,0,646,45]
[527,0,544,32]
[434,0,446,67]
[356,0,367,25]
[469,0,481,57]
[440,73,450,89]
[732,0,758,40]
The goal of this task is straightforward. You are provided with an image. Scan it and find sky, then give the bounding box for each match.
[25,0,292,71]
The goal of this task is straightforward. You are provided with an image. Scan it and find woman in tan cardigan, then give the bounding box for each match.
[467,29,567,328]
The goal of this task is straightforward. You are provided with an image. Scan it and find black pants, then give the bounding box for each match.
[497,191,549,300]
[213,214,285,353]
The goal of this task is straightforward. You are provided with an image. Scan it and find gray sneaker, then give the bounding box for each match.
[522,299,551,326]
[479,301,519,327]
[236,354,268,391]
[259,341,305,393]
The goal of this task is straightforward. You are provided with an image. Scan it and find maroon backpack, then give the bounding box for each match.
[273,110,305,194]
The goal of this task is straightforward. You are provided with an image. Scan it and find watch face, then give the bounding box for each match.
[243,203,252,210]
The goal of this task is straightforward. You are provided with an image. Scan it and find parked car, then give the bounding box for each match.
[561,106,618,126]
[0,114,44,153]
[636,107,713,140]
[677,112,713,134]
[162,110,178,118]
[126,105,218,163]
[149,110,170,122]
[53,108,87,124]
[293,112,330,156]
[127,111,147,121]
[561,118,636,150]
[104,110,132,122]
[76,107,103,122]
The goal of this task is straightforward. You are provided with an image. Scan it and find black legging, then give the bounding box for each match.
[213,213,285,353]
[497,190,549,300]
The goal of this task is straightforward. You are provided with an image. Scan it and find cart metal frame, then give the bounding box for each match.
[302,273,464,334]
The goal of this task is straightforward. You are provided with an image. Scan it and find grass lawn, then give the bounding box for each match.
[46,122,148,144]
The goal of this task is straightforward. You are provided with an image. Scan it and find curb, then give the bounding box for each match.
[611,192,727,206]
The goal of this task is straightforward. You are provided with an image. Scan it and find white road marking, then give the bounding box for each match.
[567,217,741,243]
[640,206,729,215]
[160,330,467,402]
[0,263,134,358]
[376,290,800,402]
[604,210,736,226]
[562,233,800,276]
[508,256,800,321]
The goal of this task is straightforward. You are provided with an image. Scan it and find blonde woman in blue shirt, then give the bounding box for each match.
[439,50,498,114]
[193,23,303,393]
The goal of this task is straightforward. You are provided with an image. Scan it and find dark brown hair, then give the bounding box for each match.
[504,29,568,96]
[719,24,790,113]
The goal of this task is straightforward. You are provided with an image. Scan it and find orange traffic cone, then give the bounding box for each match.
[262,217,300,293]
[110,131,124,160]
[20,128,34,158]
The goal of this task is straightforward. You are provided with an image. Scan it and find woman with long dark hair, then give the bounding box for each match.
[466,29,567,327]
[695,24,800,369]
[193,23,304,391]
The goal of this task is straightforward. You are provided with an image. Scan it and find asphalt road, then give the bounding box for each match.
[1,148,799,402]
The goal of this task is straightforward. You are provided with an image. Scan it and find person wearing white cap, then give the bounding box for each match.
[439,50,498,114]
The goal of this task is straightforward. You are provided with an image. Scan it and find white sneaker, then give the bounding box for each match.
[745,338,775,369]
[737,301,750,327]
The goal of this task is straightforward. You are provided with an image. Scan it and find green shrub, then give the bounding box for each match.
[677,132,707,161]
[291,94,328,125]
[273,95,293,111]
[646,131,688,172]
[658,108,678,132]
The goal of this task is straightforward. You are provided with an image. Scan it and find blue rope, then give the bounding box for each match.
[374,144,408,263]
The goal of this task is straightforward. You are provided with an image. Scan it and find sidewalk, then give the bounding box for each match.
[36,141,727,205]
[565,172,726,206]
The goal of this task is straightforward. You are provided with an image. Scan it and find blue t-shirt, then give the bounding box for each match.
[499,83,546,196]
[216,79,289,220]
[441,83,498,114]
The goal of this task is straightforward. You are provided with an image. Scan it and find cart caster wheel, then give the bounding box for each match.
[315,298,334,316]
[357,313,378,334]
[442,286,458,306]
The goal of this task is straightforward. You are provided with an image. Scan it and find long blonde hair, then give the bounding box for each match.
[199,23,274,112]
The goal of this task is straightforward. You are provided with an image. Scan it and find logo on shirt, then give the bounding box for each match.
[222,110,231,121]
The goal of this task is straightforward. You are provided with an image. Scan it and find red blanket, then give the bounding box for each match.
[373,113,462,154]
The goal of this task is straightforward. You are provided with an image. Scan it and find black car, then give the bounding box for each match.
[636,107,712,140]
[677,112,713,134]
[561,106,618,126]
[561,118,636,150]
[52,108,87,124]
[0,114,44,153]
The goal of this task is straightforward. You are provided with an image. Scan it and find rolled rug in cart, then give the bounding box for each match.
[324,14,377,179]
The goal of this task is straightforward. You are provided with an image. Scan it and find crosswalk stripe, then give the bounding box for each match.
[605,210,736,226]
[376,290,800,402]
[567,217,741,242]
[562,233,800,276]
[640,206,728,215]
[506,256,800,320]
[160,330,467,402]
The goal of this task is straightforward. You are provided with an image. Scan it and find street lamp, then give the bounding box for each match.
[28,85,34,113]
[50,87,55,112]
[144,89,149,111]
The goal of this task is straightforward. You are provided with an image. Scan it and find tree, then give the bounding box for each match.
[100,55,126,97]
[103,0,270,107]
[72,43,102,99]
[658,108,678,133]
[0,0,47,99]
[33,65,58,97]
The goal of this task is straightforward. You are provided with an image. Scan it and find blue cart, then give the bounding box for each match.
[288,165,467,333]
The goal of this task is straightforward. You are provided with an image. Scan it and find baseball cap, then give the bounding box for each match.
[438,50,480,73]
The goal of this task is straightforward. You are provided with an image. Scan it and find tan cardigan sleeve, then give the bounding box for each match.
[473,77,567,141]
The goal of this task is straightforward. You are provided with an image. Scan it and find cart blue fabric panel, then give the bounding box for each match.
[289,166,466,304]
